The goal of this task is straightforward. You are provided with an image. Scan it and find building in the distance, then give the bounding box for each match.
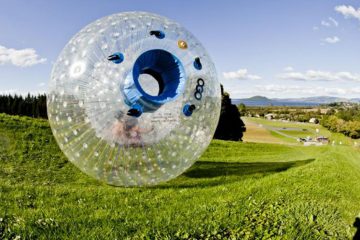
[316,136,329,144]
[309,118,319,124]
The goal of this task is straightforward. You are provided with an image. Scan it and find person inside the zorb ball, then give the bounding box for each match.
[111,111,154,146]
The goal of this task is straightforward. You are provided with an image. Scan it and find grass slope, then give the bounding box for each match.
[1,113,360,239]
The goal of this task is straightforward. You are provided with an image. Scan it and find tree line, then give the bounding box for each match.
[0,89,247,141]
[0,94,47,119]
[321,105,360,139]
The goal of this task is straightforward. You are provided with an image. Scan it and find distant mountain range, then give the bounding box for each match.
[232,96,360,106]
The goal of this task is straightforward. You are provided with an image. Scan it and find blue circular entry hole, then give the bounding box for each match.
[132,49,185,104]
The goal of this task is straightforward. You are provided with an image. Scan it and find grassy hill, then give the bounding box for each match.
[1,113,360,239]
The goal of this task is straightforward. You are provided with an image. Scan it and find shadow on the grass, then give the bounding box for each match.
[156,158,315,189]
[185,159,315,178]
[353,217,360,240]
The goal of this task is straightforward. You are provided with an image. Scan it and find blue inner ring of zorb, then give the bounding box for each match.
[123,49,186,113]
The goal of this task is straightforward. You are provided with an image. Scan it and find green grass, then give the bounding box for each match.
[1,113,360,239]
[244,117,321,130]
[278,130,311,138]
[269,130,298,144]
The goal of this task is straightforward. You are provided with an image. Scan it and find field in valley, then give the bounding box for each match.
[1,113,360,239]
[243,117,358,146]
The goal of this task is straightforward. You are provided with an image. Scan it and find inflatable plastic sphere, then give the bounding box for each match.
[47,12,221,186]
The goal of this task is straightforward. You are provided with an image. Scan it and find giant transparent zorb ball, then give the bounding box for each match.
[47,12,221,186]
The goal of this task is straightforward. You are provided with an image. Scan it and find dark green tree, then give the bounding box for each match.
[214,85,246,141]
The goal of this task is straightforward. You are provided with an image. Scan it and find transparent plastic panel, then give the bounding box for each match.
[47,12,221,186]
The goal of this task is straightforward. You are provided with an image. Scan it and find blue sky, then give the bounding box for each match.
[0,0,360,98]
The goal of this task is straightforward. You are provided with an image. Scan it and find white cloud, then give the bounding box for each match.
[38,82,46,87]
[335,5,360,21]
[0,45,47,67]
[283,66,294,72]
[223,68,262,80]
[0,89,19,95]
[278,70,360,82]
[254,85,360,96]
[0,89,45,96]
[329,17,339,27]
[313,26,319,31]
[321,20,331,27]
[321,17,339,27]
[229,85,360,98]
[323,36,340,44]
